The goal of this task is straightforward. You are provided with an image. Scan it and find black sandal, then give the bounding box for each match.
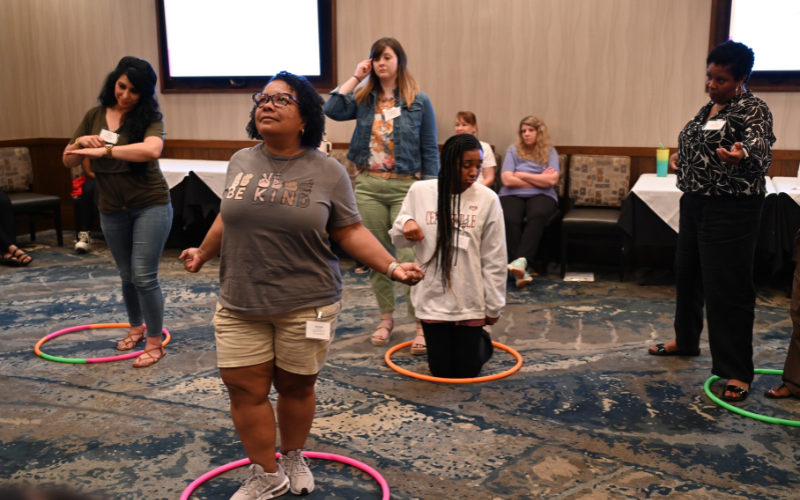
[719,385,749,403]
[648,343,700,357]
[764,384,797,400]
[0,252,22,267]
[11,247,32,266]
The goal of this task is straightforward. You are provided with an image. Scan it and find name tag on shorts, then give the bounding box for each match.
[100,128,119,144]
[306,310,331,340]
[383,106,401,121]
[702,120,725,131]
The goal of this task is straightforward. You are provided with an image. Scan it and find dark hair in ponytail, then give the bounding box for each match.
[98,56,162,174]
[423,134,483,290]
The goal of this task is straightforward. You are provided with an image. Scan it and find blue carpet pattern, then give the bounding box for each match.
[1,234,799,499]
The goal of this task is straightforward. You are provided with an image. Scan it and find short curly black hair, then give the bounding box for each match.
[707,40,755,83]
[246,71,325,148]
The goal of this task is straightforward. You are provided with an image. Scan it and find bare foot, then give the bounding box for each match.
[766,385,792,398]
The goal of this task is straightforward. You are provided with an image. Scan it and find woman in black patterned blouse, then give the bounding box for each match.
[648,41,776,403]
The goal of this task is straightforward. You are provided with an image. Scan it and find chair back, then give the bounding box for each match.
[0,147,33,193]
[568,155,630,207]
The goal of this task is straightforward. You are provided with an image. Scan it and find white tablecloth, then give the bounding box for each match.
[160,158,229,198]
[771,177,800,205]
[630,174,777,233]
[630,174,681,232]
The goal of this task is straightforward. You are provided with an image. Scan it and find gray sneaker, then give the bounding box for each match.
[75,231,91,254]
[230,463,289,500]
[280,450,315,495]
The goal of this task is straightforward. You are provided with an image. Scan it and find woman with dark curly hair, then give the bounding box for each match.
[180,71,424,499]
[324,37,439,355]
[648,41,776,404]
[63,56,170,368]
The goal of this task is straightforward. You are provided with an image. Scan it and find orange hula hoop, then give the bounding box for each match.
[384,340,523,383]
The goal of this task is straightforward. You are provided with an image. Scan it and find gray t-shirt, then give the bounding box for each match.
[218,145,361,315]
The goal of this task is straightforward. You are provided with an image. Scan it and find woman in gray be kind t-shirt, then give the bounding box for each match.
[180,72,424,499]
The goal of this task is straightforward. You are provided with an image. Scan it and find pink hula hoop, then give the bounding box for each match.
[180,452,390,500]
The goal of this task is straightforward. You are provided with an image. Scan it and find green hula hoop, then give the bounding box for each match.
[704,368,800,427]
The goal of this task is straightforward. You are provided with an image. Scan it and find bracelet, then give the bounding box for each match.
[74,137,82,149]
[385,261,400,280]
[353,74,362,83]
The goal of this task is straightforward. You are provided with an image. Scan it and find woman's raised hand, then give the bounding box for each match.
[717,142,745,164]
[403,220,424,243]
[354,59,372,81]
[392,262,425,286]
[179,248,207,273]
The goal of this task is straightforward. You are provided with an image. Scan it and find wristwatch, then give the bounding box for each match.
[105,144,113,158]
[73,137,82,149]
[385,261,400,280]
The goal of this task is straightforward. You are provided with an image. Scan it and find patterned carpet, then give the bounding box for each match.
[1,233,799,499]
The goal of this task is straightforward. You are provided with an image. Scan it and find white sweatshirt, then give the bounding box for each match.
[390,180,507,321]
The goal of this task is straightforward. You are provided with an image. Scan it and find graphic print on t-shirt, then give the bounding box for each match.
[425,211,477,228]
[226,170,314,209]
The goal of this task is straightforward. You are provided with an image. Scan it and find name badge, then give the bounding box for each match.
[305,310,331,340]
[702,120,725,131]
[383,107,401,121]
[99,128,119,144]
[457,232,470,251]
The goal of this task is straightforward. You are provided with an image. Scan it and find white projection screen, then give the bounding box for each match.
[729,0,800,72]
[156,0,336,93]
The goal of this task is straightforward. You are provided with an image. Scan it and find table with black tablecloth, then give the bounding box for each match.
[618,174,779,271]
[160,159,228,247]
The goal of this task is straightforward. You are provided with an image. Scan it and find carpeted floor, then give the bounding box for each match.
[1,232,799,500]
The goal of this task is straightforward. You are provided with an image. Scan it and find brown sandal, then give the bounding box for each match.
[132,346,166,368]
[117,331,146,351]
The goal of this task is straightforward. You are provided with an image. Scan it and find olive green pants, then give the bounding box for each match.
[354,172,417,319]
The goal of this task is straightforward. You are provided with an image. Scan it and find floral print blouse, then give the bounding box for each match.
[368,97,397,172]
[677,92,776,196]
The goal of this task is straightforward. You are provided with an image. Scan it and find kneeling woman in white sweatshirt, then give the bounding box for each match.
[390,134,507,378]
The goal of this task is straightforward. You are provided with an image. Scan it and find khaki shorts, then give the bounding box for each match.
[212,301,341,375]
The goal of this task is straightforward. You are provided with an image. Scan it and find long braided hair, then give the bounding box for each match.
[423,134,483,290]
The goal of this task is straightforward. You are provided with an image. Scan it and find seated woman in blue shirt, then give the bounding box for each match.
[499,116,560,288]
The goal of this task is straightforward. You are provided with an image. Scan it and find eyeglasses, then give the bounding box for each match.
[252,92,298,109]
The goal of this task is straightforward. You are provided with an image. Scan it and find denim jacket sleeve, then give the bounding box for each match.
[418,94,440,180]
[324,86,358,121]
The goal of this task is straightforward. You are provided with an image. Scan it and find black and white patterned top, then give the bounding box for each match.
[676,92,776,196]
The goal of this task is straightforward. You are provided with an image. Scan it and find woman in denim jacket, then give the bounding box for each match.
[325,37,439,354]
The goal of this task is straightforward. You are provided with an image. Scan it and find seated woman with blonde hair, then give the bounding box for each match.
[499,116,560,288]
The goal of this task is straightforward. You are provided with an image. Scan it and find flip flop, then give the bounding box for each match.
[764,384,798,400]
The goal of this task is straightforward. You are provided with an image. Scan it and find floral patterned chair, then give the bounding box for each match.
[560,154,631,281]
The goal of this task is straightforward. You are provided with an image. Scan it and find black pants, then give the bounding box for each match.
[500,194,557,263]
[73,178,98,234]
[782,231,800,396]
[674,192,764,384]
[421,322,494,378]
[0,190,15,251]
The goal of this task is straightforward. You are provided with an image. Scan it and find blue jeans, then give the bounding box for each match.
[100,203,173,338]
